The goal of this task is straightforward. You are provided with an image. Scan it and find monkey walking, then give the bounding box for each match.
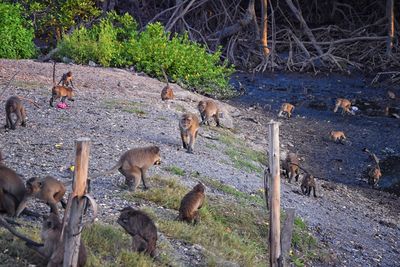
[179,113,200,153]
[197,100,221,126]
[92,146,161,191]
[15,176,67,217]
[117,206,158,257]
[50,62,75,107]
[178,182,205,224]
[278,103,295,118]
[58,71,74,88]
[333,98,353,115]
[287,162,318,198]
[282,153,300,183]
[160,68,174,101]
[363,148,382,188]
[5,96,27,130]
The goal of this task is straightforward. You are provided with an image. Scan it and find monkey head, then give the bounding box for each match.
[26,177,42,195]
[197,101,207,113]
[117,206,138,234]
[193,182,205,193]
[149,146,161,165]
[43,213,61,231]
[66,71,72,78]
[180,114,195,129]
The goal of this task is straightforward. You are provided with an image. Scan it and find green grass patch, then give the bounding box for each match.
[164,165,185,176]
[290,217,319,266]
[218,132,266,173]
[104,99,146,116]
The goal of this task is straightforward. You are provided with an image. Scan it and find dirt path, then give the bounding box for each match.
[0,60,399,266]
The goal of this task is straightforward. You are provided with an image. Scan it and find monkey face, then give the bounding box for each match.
[181,117,192,129]
[43,213,61,230]
[193,182,205,193]
[198,101,206,112]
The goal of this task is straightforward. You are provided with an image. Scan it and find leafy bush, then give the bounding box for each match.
[0,3,36,59]
[57,13,234,97]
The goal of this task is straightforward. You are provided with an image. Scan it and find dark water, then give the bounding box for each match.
[229,71,400,195]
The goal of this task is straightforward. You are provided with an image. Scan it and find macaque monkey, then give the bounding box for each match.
[50,62,75,107]
[0,153,26,216]
[330,131,346,143]
[160,68,174,101]
[278,103,295,118]
[92,146,161,191]
[5,96,27,130]
[363,148,382,188]
[333,98,352,115]
[27,213,87,267]
[179,113,200,154]
[58,71,74,88]
[16,176,67,217]
[301,174,317,198]
[282,153,300,183]
[117,206,158,257]
[178,182,205,224]
[197,100,220,126]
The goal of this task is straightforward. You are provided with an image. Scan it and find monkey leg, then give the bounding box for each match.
[312,187,317,198]
[131,235,148,253]
[300,185,307,195]
[121,167,141,191]
[214,114,221,127]
[187,135,195,154]
[307,186,312,197]
[140,169,150,190]
[1,192,17,216]
[181,133,188,149]
[5,112,12,129]
[61,96,67,103]
[295,170,300,182]
[49,97,55,107]
[193,211,201,225]
[20,107,27,127]
[200,114,206,125]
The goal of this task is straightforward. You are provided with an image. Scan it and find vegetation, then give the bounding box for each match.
[164,165,186,176]
[0,3,36,59]
[57,13,234,97]
[103,99,147,117]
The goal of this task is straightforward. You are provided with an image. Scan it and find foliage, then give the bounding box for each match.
[0,2,36,59]
[57,13,234,97]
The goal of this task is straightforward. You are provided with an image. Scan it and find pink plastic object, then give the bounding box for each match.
[56,102,69,109]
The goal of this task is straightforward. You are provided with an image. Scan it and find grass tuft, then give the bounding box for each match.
[164,165,186,176]
[104,99,147,116]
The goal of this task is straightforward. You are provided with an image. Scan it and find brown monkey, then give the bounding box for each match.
[363,148,382,188]
[178,182,205,224]
[5,96,27,130]
[197,100,220,126]
[0,154,26,216]
[301,174,317,198]
[330,131,346,143]
[92,146,161,191]
[16,176,67,217]
[26,213,87,267]
[333,98,352,115]
[278,103,295,118]
[160,68,174,101]
[179,113,200,153]
[117,206,158,257]
[50,62,75,107]
[282,153,300,183]
[58,71,74,88]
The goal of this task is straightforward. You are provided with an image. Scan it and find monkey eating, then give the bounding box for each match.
[197,100,221,126]
[282,153,300,183]
[58,71,74,88]
[50,62,75,107]
[278,103,295,118]
[160,68,174,101]
[179,113,200,154]
[117,206,158,257]
[333,98,353,115]
[329,131,346,143]
[4,96,27,130]
[178,182,205,224]
[92,146,161,191]
[0,151,26,216]
[16,176,67,217]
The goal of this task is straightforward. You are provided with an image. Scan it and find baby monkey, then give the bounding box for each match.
[5,96,27,130]
[160,68,174,101]
[58,71,74,88]
[278,103,295,118]
[301,174,317,198]
[178,182,205,224]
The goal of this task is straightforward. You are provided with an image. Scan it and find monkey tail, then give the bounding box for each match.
[161,67,169,86]
[91,161,122,179]
[52,61,56,85]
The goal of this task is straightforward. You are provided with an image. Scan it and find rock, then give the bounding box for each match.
[62,57,73,64]
[88,60,97,67]
[219,106,234,129]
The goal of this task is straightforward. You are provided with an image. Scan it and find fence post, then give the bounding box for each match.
[268,122,281,267]
[63,137,91,267]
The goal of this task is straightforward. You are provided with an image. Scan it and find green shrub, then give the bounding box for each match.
[57,13,234,97]
[0,3,36,59]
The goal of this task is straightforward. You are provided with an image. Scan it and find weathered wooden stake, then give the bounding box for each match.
[63,138,91,267]
[268,122,281,267]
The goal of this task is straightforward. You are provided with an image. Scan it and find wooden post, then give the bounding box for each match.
[268,122,281,267]
[63,138,91,267]
[280,208,296,267]
[386,0,394,56]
